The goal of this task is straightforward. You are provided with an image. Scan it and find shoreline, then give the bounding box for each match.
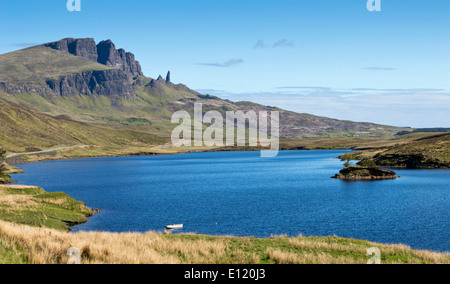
[6,145,354,166]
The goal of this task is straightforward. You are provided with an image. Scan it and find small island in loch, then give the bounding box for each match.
[332,166,400,181]
[332,158,400,181]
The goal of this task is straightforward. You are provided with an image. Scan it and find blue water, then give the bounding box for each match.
[11,150,450,252]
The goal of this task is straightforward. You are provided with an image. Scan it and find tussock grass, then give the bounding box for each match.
[0,221,228,264]
[0,220,449,264]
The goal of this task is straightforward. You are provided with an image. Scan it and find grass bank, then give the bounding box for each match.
[0,185,93,231]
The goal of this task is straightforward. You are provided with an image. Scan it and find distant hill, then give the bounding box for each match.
[397,128,450,136]
[0,38,410,153]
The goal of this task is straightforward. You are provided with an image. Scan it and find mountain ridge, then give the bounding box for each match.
[44,38,143,77]
[0,38,412,153]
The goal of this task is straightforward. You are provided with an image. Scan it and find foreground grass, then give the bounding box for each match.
[0,220,448,264]
[0,239,26,264]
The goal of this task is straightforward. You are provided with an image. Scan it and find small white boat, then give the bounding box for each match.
[165,224,183,230]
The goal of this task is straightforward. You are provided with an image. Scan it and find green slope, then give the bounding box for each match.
[0,99,165,154]
[0,46,110,83]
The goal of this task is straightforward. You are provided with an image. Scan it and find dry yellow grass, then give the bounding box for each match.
[267,248,357,264]
[0,220,230,264]
[0,186,40,211]
[0,185,37,189]
[1,219,449,264]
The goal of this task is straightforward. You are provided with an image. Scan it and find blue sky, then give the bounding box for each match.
[0,0,449,127]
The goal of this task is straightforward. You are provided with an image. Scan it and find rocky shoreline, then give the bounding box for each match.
[65,208,102,232]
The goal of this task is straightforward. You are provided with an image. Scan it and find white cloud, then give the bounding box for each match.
[197,59,244,68]
[273,39,294,48]
[253,40,267,49]
[196,88,450,128]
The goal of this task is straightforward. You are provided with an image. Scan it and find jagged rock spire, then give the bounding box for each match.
[44,38,144,77]
[166,71,171,83]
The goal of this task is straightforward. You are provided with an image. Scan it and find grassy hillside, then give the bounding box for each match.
[0,99,167,154]
[2,100,445,164]
[340,133,450,168]
[0,46,110,83]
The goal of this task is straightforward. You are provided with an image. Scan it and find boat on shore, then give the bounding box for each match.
[165,224,183,230]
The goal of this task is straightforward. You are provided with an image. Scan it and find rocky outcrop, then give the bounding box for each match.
[0,82,42,95]
[46,69,137,100]
[145,76,166,93]
[39,38,141,99]
[97,40,143,77]
[45,38,143,77]
[332,166,399,181]
[45,38,98,62]
[166,71,171,83]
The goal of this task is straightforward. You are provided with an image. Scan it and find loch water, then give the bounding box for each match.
[12,150,450,252]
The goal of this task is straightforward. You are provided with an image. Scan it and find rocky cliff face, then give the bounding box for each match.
[45,38,99,62]
[96,40,143,77]
[35,38,144,100]
[45,38,143,77]
[45,69,137,100]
